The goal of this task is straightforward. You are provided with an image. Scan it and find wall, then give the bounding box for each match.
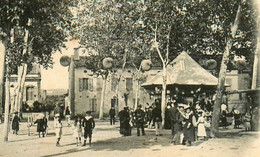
[73,67,152,117]
[225,70,250,113]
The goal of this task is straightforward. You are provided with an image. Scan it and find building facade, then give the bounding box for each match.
[68,52,157,117]
[225,70,251,113]
[9,64,42,108]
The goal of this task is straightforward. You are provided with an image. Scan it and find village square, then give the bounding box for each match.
[1,0,260,157]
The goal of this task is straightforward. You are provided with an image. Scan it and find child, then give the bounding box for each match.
[73,116,82,146]
[244,112,251,131]
[82,111,95,146]
[54,114,63,146]
[34,114,44,138]
[196,112,207,140]
[42,114,48,137]
[204,116,211,139]
[12,112,20,135]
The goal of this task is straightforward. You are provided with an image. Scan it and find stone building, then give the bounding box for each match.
[68,51,156,117]
[225,70,251,113]
[9,64,42,108]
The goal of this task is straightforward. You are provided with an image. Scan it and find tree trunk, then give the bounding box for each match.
[115,80,120,114]
[99,76,107,119]
[0,38,7,118]
[14,23,29,113]
[211,3,242,137]
[18,64,27,112]
[14,64,27,113]
[161,65,167,128]
[134,81,140,110]
[252,0,260,89]
[69,56,75,117]
[3,68,10,142]
[251,37,259,89]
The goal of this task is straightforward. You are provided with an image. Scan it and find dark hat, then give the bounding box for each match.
[138,104,142,108]
[124,106,129,109]
[86,111,92,114]
[14,111,18,114]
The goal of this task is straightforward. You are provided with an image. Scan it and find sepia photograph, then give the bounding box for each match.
[0,0,260,156]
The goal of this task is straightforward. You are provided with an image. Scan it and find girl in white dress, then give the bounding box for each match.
[73,116,82,146]
[196,112,207,140]
[54,114,63,146]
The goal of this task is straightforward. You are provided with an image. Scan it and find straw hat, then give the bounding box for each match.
[234,110,240,114]
[55,113,60,117]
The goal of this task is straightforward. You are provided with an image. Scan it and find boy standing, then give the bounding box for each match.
[135,105,145,136]
[82,111,95,146]
[54,114,62,146]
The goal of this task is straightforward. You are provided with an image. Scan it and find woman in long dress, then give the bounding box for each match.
[12,112,20,135]
[196,112,207,140]
[183,107,196,146]
[119,106,131,136]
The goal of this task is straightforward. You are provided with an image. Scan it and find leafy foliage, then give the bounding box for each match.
[73,0,256,75]
[0,0,75,70]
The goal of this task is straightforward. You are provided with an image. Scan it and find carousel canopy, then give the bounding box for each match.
[142,52,225,87]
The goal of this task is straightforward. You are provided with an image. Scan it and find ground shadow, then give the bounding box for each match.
[41,148,91,157]
[217,130,246,139]
[90,129,203,151]
[41,128,205,156]
[8,137,40,143]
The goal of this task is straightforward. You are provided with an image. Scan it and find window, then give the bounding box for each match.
[26,87,34,101]
[79,78,88,92]
[90,98,97,112]
[111,78,117,91]
[126,78,133,91]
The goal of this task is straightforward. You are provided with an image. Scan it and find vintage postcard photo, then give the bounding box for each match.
[0,0,260,157]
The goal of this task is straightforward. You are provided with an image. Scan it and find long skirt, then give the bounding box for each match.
[197,123,206,137]
[120,121,131,136]
[183,126,195,142]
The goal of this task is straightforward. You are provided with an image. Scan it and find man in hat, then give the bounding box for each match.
[152,101,162,136]
[82,111,95,146]
[12,111,20,135]
[135,104,145,136]
[172,104,185,144]
[109,107,116,125]
[169,102,178,142]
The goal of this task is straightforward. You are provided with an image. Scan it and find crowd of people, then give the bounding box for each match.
[9,98,252,147]
[117,99,212,146]
[117,97,253,146]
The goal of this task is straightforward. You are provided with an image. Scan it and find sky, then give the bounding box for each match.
[41,40,79,90]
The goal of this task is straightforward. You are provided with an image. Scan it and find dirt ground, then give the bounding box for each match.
[0,120,259,157]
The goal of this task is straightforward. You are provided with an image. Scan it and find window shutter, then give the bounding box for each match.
[88,78,93,92]
[83,78,88,90]
[79,78,83,92]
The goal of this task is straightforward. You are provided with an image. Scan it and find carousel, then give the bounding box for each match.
[141,52,229,104]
